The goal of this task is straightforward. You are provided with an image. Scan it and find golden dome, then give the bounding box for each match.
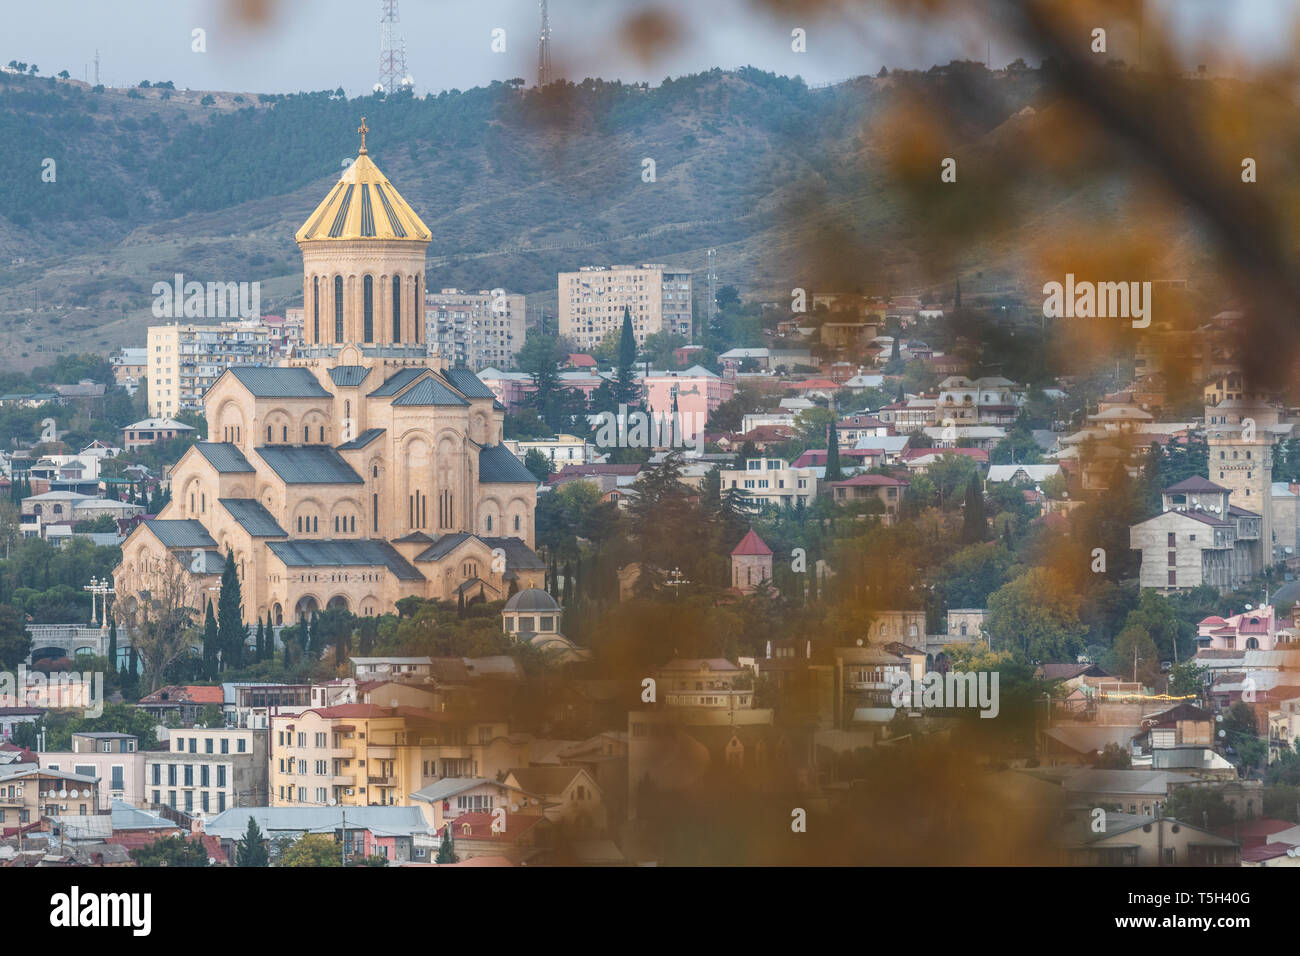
[296,122,431,244]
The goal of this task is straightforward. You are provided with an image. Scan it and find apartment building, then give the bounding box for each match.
[559,264,693,351]
[37,732,145,810]
[425,288,527,370]
[718,457,817,511]
[146,320,275,418]
[0,767,99,827]
[144,726,268,818]
[270,705,528,810]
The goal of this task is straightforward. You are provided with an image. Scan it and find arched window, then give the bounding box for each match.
[334,276,344,342]
[486,515,492,531]
[392,275,402,342]
[363,275,374,342]
[514,515,520,532]
[312,276,319,342]
[266,426,272,442]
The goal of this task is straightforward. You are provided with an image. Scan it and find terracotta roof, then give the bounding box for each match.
[829,474,908,487]
[452,811,545,841]
[138,685,224,705]
[731,530,772,556]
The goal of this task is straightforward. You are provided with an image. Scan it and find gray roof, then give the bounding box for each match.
[410,777,524,803]
[414,532,473,562]
[391,377,470,407]
[1062,769,1194,795]
[110,799,175,831]
[328,366,371,388]
[266,539,424,581]
[144,519,217,549]
[176,549,226,574]
[227,366,330,398]
[219,498,288,537]
[256,445,363,484]
[204,805,430,839]
[503,588,559,612]
[482,536,547,571]
[413,533,545,572]
[368,367,426,397]
[441,368,496,399]
[193,442,256,473]
[337,428,385,450]
[479,444,538,483]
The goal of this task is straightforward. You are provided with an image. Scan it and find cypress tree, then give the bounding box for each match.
[508,577,519,597]
[107,617,118,669]
[254,618,265,665]
[457,589,466,617]
[216,549,245,671]
[962,476,988,544]
[202,602,219,680]
[307,613,320,659]
[825,419,844,482]
[265,611,275,661]
[548,554,559,598]
[562,561,573,604]
[613,306,638,406]
[436,824,456,864]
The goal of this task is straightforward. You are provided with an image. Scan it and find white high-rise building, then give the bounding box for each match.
[424,288,526,370]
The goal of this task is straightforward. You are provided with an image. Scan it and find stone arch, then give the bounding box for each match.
[262,406,295,445]
[330,497,363,535]
[401,432,434,531]
[470,409,490,446]
[504,495,531,538]
[478,495,504,535]
[326,594,350,612]
[215,398,246,446]
[358,594,380,617]
[294,594,320,622]
[291,497,326,536]
[301,408,330,445]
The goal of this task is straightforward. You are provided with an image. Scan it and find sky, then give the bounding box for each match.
[3,0,1295,97]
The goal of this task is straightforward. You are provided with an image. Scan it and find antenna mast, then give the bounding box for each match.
[378,0,410,95]
[538,0,553,87]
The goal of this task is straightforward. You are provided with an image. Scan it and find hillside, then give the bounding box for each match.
[0,63,1231,368]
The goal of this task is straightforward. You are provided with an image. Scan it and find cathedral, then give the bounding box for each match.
[113,122,544,627]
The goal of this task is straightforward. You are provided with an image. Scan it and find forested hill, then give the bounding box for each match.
[0,63,1051,364]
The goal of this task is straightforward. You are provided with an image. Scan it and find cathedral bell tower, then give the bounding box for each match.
[294,118,433,365]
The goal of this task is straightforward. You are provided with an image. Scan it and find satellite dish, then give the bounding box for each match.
[58,789,68,798]
[372,82,384,93]
[1245,604,1254,611]
[208,857,216,865]
[327,797,337,806]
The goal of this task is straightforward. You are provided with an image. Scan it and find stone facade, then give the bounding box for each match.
[113,136,545,627]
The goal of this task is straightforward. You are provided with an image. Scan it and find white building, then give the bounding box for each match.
[718,457,817,510]
[425,287,527,371]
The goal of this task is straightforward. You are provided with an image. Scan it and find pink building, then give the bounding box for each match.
[1197,605,1283,651]
[643,366,734,443]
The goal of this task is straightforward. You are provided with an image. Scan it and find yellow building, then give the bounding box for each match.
[270,704,528,809]
[114,123,545,625]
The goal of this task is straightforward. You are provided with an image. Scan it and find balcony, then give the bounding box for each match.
[330,746,355,760]
[330,774,355,787]
[367,775,396,787]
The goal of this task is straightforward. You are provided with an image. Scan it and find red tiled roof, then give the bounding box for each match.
[900,447,988,462]
[452,812,545,841]
[731,530,773,556]
[566,353,597,367]
[830,474,908,487]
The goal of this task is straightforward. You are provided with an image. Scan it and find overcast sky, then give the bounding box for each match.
[5,0,1294,96]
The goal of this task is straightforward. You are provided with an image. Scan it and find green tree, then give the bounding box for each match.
[523,448,551,482]
[236,817,270,867]
[825,413,844,482]
[435,824,457,864]
[1110,625,1161,687]
[961,476,987,544]
[216,549,245,671]
[986,568,1087,662]
[0,604,32,668]
[276,833,343,867]
[130,834,210,867]
[202,601,219,680]
[612,306,639,406]
[1161,787,1235,828]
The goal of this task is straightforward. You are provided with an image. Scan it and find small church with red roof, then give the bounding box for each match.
[731,529,773,594]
